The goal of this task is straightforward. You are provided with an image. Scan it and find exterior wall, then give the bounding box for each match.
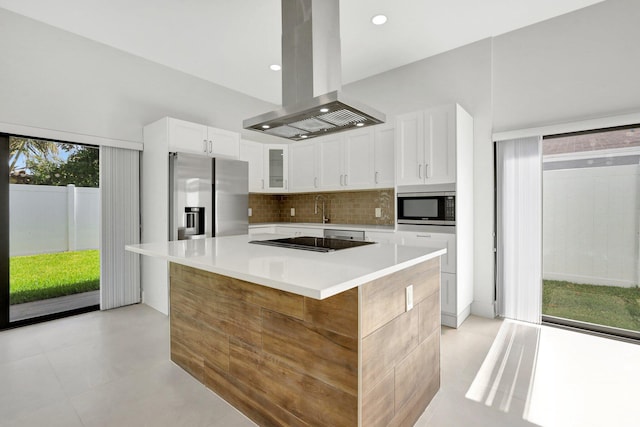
[9,184,99,256]
[543,164,639,287]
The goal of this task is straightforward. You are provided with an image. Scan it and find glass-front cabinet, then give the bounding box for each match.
[263,144,288,192]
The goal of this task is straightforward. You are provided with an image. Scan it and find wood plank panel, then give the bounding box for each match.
[361,258,440,337]
[229,339,358,427]
[362,368,395,427]
[419,290,441,342]
[205,360,310,427]
[361,306,420,394]
[303,288,358,338]
[394,330,440,412]
[262,308,358,396]
[170,339,204,383]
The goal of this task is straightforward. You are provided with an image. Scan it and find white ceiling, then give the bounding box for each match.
[0,0,604,104]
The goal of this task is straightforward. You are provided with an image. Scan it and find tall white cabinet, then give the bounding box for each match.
[141,117,239,315]
[396,104,474,328]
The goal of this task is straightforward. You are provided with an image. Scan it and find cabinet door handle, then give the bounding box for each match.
[284,179,288,189]
[261,179,264,189]
[344,174,348,186]
[208,140,213,154]
[340,174,344,186]
[418,164,422,179]
[416,234,431,238]
[425,163,429,178]
[375,171,379,184]
[314,177,317,188]
[203,139,208,153]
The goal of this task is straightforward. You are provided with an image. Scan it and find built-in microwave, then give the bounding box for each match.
[397,192,456,226]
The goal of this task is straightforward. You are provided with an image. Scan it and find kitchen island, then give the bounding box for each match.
[126,234,445,427]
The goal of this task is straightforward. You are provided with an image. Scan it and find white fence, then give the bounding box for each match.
[543,163,639,287]
[9,184,100,256]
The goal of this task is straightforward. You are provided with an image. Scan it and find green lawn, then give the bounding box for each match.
[543,280,640,332]
[10,250,100,305]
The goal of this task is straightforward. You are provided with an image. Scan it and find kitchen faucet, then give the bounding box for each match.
[314,194,329,224]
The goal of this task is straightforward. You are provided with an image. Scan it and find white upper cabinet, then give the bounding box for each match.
[315,127,381,191]
[263,144,289,192]
[373,124,395,187]
[396,105,456,185]
[343,129,375,189]
[289,140,318,192]
[317,136,343,189]
[167,118,239,159]
[239,140,264,192]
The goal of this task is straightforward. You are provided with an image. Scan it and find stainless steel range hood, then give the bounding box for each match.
[243,0,385,141]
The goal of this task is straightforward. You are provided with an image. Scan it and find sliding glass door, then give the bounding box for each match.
[1,134,100,328]
[541,126,640,338]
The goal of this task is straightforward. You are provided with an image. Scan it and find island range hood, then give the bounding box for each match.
[243,0,385,141]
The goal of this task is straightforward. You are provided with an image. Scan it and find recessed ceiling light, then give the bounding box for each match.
[320,108,329,113]
[371,14,387,25]
[356,123,365,127]
[301,135,308,138]
[269,64,281,71]
[262,124,270,129]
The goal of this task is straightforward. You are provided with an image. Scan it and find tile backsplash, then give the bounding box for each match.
[248,189,395,225]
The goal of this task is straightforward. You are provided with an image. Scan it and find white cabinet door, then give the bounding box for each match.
[373,125,395,187]
[397,231,456,274]
[424,105,455,184]
[208,127,239,159]
[239,140,264,192]
[264,145,288,192]
[365,231,396,244]
[289,140,318,192]
[395,111,424,185]
[343,129,374,189]
[441,272,456,315]
[317,136,343,189]
[168,118,208,155]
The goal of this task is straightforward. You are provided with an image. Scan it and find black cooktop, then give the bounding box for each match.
[249,236,375,253]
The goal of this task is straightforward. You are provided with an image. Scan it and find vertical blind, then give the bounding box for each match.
[496,136,543,324]
[100,146,140,310]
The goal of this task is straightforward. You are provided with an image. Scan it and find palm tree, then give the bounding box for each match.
[9,137,60,175]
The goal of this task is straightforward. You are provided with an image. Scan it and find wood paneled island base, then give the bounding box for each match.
[169,258,440,427]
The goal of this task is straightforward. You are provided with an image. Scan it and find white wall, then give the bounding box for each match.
[492,0,640,133]
[543,164,639,287]
[9,184,99,256]
[0,7,279,146]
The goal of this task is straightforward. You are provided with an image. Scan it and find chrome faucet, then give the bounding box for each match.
[314,194,329,224]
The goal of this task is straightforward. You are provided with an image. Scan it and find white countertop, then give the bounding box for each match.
[126,234,446,300]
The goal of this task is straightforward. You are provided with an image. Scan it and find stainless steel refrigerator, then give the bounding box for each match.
[169,153,248,240]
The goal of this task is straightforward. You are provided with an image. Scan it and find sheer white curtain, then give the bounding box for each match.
[496,136,542,324]
[100,146,140,310]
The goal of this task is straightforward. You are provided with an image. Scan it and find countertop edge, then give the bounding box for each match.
[126,243,446,300]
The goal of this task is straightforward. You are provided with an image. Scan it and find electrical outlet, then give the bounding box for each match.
[375,207,382,218]
[406,285,414,311]
[248,208,252,217]
[290,208,295,217]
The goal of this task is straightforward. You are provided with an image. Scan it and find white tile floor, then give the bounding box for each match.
[0,304,638,426]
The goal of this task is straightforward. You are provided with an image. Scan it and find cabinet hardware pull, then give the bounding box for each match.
[418,164,422,179]
[314,177,317,188]
[425,163,428,178]
[417,234,431,238]
[285,179,288,189]
[340,174,343,186]
[208,140,213,153]
[345,175,348,186]
[261,179,264,189]
[203,139,207,152]
[375,171,379,184]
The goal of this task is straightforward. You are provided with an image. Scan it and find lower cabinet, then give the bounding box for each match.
[274,226,324,237]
